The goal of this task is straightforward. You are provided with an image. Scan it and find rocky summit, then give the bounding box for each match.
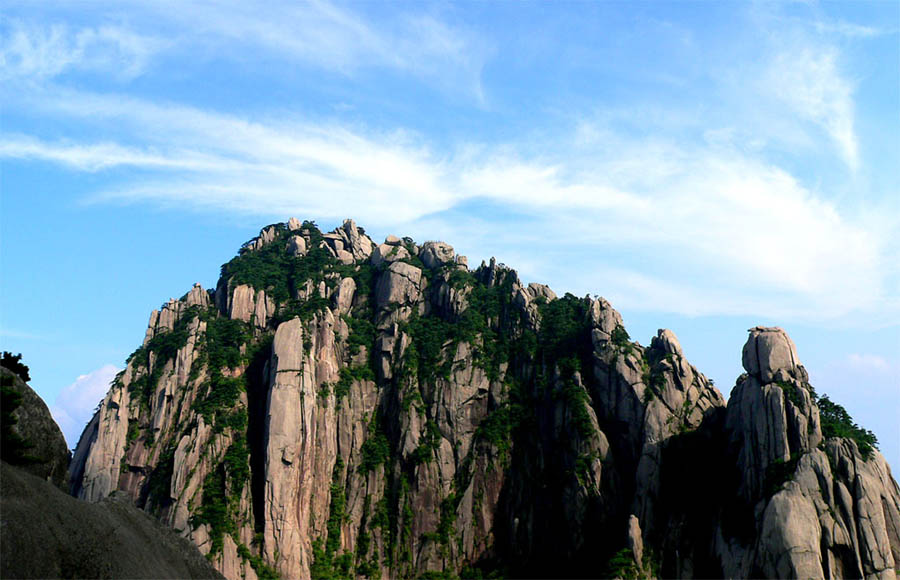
[67,219,900,579]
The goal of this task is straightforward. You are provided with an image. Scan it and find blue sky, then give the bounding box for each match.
[1,1,898,468]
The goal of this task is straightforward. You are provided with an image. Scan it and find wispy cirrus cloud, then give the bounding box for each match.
[1,86,895,324]
[813,19,888,39]
[764,47,859,171]
[844,353,894,375]
[0,133,217,171]
[1,2,895,324]
[1,1,489,101]
[0,18,166,81]
[175,1,488,101]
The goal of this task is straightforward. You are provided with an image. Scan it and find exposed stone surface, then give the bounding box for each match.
[288,235,307,256]
[376,261,423,308]
[340,218,373,260]
[1,366,70,490]
[420,241,455,270]
[653,328,683,357]
[333,277,356,315]
[710,327,900,580]
[229,284,255,322]
[371,242,410,266]
[67,219,900,580]
[742,326,801,383]
[2,464,222,579]
[627,514,645,571]
[245,225,279,252]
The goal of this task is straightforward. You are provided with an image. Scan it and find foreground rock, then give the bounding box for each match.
[1,365,70,489]
[1,463,222,579]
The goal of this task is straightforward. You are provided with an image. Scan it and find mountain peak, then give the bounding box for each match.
[63,218,899,579]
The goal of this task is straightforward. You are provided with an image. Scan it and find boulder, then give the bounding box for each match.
[371,243,410,266]
[652,328,683,357]
[333,277,356,315]
[322,233,344,253]
[245,225,278,251]
[742,326,800,383]
[375,262,423,308]
[185,283,209,308]
[336,249,355,265]
[287,235,306,257]
[589,296,623,341]
[254,290,274,328]
[341,219,373,260]
[527,282,557,302]
[420,241,455,270]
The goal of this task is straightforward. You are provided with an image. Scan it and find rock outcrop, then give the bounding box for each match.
[67,218,899,580]
[711,327,900,580]
[1,366,70,489]
[1,463,222,579]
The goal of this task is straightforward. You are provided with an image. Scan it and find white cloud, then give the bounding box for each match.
[845,353,893,375]
[1,87,895,323]
[50,364,119,449]
[0,19,164,81]
[105,0,488,100]
[0,134,217,172]
[813,20,888,39]
[763,46,859,171]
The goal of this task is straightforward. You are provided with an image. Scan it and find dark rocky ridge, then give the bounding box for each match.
[1,463,223,579]
[68,218,900,579]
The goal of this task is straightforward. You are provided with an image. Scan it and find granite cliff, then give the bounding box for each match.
[68,218,900,579]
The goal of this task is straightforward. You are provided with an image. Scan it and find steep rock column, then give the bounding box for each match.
[264,318,312,578]
[717,326,900,579]
[727,326,821,503]
[263,312,340,579]
[76,367,131,501]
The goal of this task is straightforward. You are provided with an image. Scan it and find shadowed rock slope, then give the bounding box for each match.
[68,219,900,579]
[1,463,223,579]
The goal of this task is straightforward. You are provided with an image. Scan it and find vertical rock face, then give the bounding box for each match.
[69,218,900,580]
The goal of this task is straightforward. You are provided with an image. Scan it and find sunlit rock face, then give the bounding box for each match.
[70,218,900,580]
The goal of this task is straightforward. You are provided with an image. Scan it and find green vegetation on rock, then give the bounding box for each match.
[190,434,251,557]
[192,313,250,427]
[1,374,39,466]
[146,443,177,510]
[311,458,354,580]
[237,543,281,580]
[1,351,31,382]
[763,453,801,497]
[817,394,878,461]
[127,306,200,411]
[358,413,390,474]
